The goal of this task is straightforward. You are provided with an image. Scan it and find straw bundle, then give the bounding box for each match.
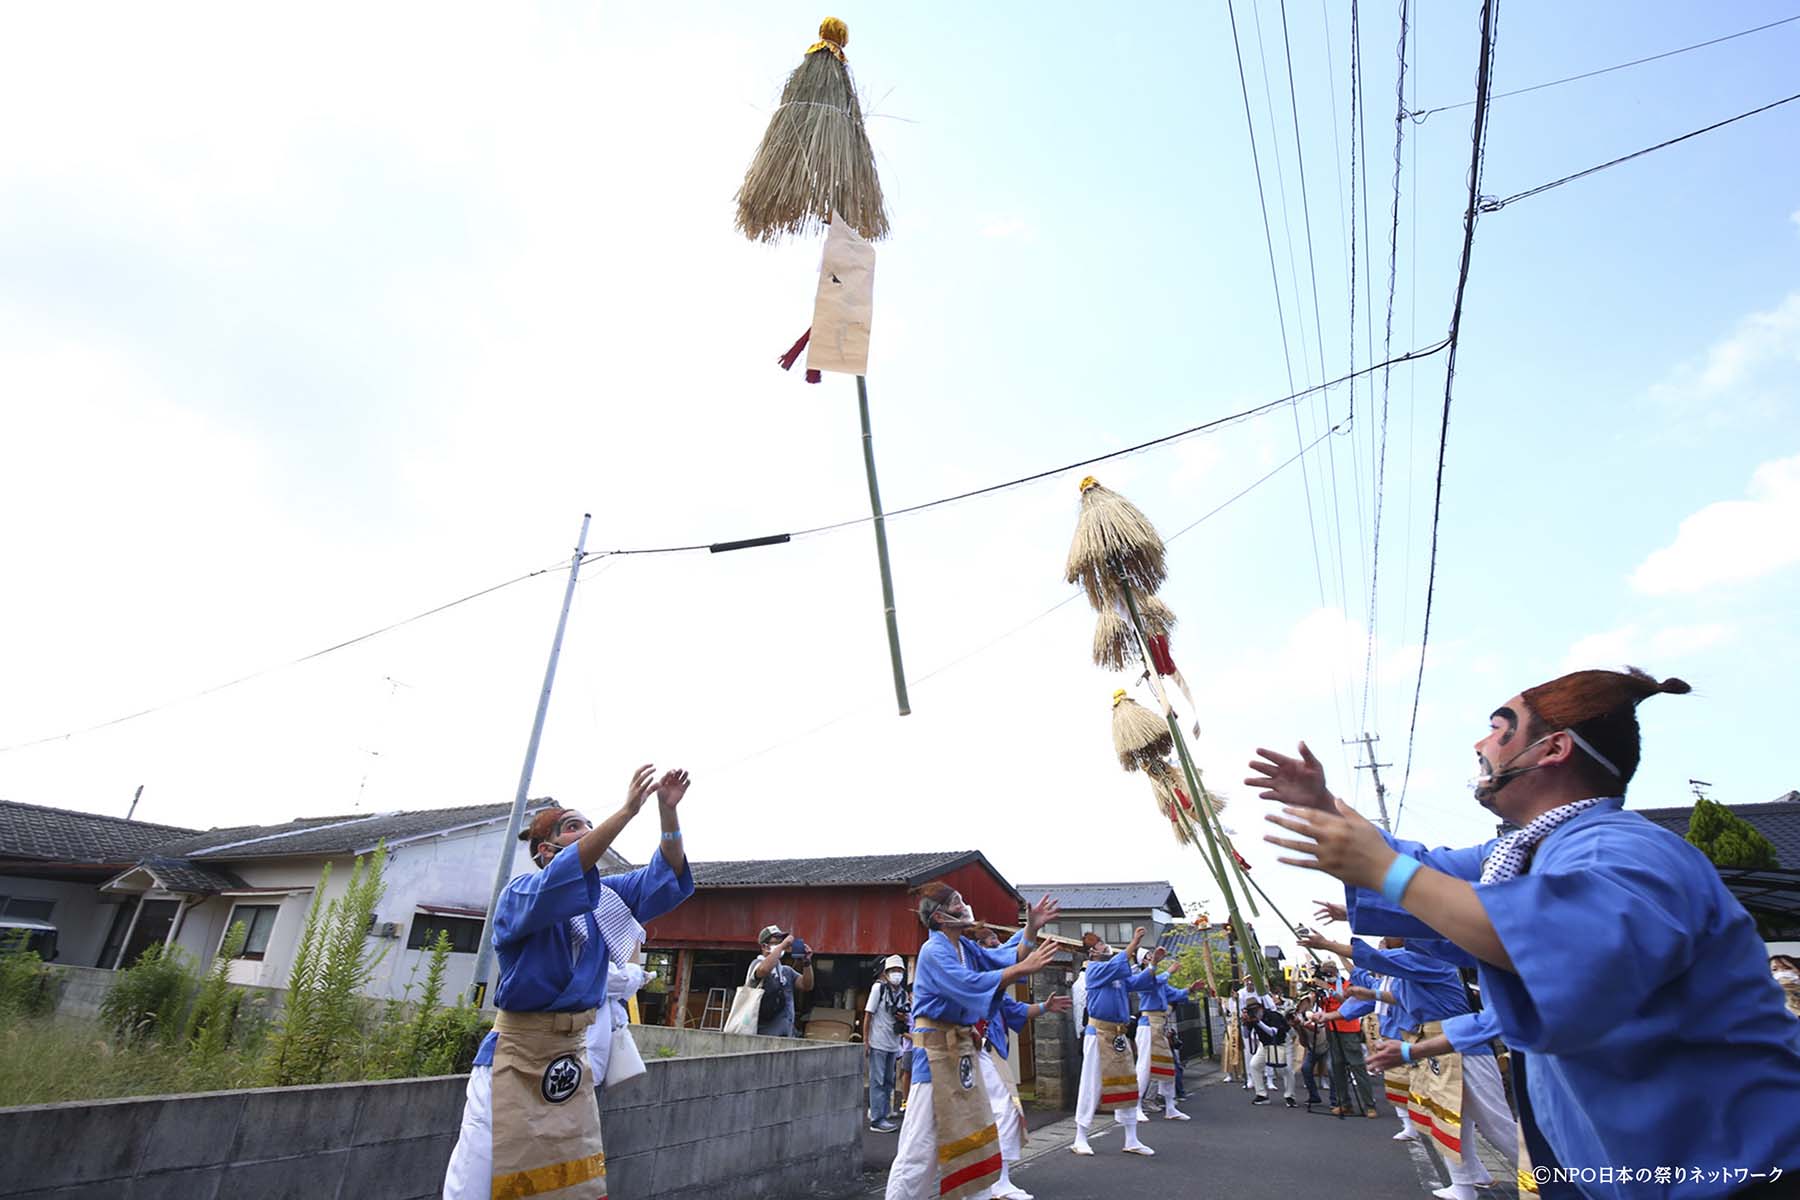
[1091,594,1177,671]
[1148,759,1225,820]
[1065,477,1167,610]
[1112,690,1172,771]
[734,18,889,245]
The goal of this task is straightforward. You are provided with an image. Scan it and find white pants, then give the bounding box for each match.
[1249,1041,1295,1100]
[1074,1029,1138,1132]
[981,1053,1024,1165]
[442,1067,494,1200]
[886,1054,1011,1200]
[1134,1022,1175,1108]
[1448,1051,1519,1185]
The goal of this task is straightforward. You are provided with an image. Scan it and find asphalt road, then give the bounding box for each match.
[859,1062,1512,1199]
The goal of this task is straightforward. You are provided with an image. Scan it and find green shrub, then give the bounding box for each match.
[261,845,391,1085]
[185,921,248,1055]
[0,937,57,1021]
[99,943,197,1044]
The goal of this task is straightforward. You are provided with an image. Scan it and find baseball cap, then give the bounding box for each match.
[758,924,788,944]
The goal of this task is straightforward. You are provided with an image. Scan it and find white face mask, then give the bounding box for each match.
[1776,970,1799,983]
[887,971,904,984]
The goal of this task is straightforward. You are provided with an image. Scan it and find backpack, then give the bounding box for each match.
[758,967,788,1024]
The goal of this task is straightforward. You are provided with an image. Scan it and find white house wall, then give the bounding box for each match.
[0,875,129,967]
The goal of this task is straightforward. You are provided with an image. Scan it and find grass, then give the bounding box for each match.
[0,1015,262,1108]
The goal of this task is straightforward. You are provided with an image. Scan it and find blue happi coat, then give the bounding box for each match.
[1346,797,1800,1198]
[910,929,1017,1083]
[473,847,693,1067]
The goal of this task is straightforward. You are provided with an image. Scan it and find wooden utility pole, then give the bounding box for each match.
[1346,733,1393,832]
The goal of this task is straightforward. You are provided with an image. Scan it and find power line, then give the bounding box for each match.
[1478,90,1800,212]
[0,558,572,753]
[1396,0,1502,833]
[1406,12,1800,123]
[708,420,1347,777]
[2,341,1452,756]
[1363,0,1410,736]
[585,339,1447,562]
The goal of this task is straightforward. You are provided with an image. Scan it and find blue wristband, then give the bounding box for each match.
[661,830,682,841]
[1400,1041,1413,1064]
[1380,854,1423,905]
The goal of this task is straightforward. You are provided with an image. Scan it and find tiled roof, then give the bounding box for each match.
[1633,794,1800,871]
[168,802,519,860]
[0,799,196,866]
[138,857,248,894]
[692,851,1014,894]
[1013,881,1184,914]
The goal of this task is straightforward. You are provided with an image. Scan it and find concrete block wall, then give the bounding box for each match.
[0,1028,863,1200]
[47,964,286,1025]
[0,1075,467,1200]
[603,1026,864,1200]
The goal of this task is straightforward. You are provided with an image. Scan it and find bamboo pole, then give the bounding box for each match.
[1117,580,1267,993]
[857,374,910,716]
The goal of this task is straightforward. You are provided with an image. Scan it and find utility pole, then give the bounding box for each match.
[1345,733,1393,832]
[126,785,144,821]
[468,514,592,1007]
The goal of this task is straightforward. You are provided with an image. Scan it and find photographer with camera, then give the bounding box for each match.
[863,954,911,1132]
[1244,996,1298,1107]
[750,924,813,1038]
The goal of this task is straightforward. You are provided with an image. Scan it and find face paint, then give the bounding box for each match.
[1469,733,1559,806]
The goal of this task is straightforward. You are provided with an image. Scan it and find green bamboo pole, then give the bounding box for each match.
[1118,581,1266,993]
[856,375,910,716]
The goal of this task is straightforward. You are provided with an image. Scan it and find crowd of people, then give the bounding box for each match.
[434,664,1800,1200]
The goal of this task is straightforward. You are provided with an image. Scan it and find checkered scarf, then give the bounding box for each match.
[1479,797,1603,884]
[567,885,645,968]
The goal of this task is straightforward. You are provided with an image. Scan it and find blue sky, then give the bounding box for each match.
[1,2,1796,950]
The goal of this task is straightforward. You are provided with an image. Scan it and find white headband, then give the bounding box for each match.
[1564,727,1621,777]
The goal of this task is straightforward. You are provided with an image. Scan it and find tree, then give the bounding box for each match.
[1686,797,1779,871]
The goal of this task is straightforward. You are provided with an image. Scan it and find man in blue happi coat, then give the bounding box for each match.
[1251,667,1800,1199]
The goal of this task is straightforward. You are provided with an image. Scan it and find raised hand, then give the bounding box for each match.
[1026,894,1061,937]
[1022,939,1060,975]
[623,764,657,816]
[1265,800,1394,891]
[656,768,691,811]
[1296,929,1332,952]
[1313,899,1348,924]
[1244,742,1335,812]
[1044,993,1074,1015]
[1149,946,1169,967]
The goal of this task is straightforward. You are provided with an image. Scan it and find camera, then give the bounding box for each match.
[790,936,812,961]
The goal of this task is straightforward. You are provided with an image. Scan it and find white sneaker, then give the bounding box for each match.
[1393,1128,1421,1141]
[1123,1143,1156,1156]
[1164,1110,1190,1121]
[1070,1142,1094,1157]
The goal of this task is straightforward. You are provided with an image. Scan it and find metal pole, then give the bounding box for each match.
[126,785,144,821]
[468,513,592,1006]
[856,375,911,716]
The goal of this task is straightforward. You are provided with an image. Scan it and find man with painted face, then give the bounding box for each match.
[885,884,1058,1200]
[1070,927,1164,1157]
[1251,667,1800,1199]
[442,765,695,1200]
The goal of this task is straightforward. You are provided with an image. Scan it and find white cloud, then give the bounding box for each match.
[1649,292,1800,421]
[1561,623,1734,671]
[1630,455,1800,595]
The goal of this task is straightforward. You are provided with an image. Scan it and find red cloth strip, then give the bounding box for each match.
[777,328,811,370]
[939,1154,1003,1196]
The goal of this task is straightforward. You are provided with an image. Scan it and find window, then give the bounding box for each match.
[408,914,484,954]
[0,897,54,921]
[224,904,279,960]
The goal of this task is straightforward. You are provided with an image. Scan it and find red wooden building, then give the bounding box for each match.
[641,850,1023,1034]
